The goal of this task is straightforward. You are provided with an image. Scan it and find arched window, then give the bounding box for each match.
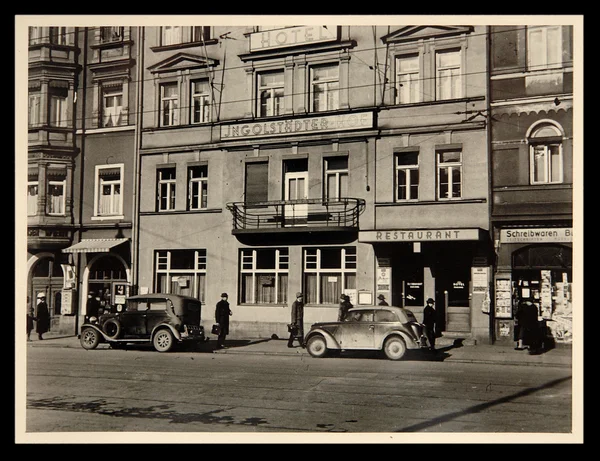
[528,122,564,185]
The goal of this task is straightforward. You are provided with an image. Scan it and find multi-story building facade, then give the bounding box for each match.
[489,25,574,344]
[135,25,493,342]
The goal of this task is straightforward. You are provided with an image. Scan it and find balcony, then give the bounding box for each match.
[226,198,365,234]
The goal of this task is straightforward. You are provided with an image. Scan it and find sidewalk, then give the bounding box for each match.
[26,333,572,368]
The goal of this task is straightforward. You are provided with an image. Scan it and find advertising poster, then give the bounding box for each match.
[495,278,512,318]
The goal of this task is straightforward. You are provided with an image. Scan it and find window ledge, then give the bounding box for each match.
[77,125,134,135]
[376,198,487,207]
[91,215,125,221]
[90,40,133,50]
[141,208,223,216]
[150,39,219,52]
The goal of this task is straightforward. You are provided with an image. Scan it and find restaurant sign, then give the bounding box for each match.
[359,228,481,243]
[221,111,374,140]
[249,25,337,52]
[500,228,572,243]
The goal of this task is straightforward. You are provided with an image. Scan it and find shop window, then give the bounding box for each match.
[310,64,339,112]
[155,249,207,302]
[191,80,211,124]
[395,151,419,201]
[437,150,462,199]
[396,54,421,104]
[324,156,348,200]
[527,26,562,70]
[188,165,208,210]
[436,49,462,101]
[95,164,123,217]
[157,167,176,211]
[304,247,356,304]
[258,70,284,117]
[240,248,289,304]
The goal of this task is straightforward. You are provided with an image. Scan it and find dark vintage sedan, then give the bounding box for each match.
[79,293,205,352]
[304,306,428,360]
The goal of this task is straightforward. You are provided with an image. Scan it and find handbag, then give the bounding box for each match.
[287,323,296,333]
[211,324,221,335]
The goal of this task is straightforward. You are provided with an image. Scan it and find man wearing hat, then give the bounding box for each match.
[35,292,50,340]
[422,297,437,351]
[338,294,353,321]
[377,294,389,306]
[288,292,305,348]
[215,293,232,349]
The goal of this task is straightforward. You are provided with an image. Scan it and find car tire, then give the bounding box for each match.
[153,328,175,353]
[102,318,122,339]
[383,336,407,361]
[80,328,100,350]
[306,335,328,358]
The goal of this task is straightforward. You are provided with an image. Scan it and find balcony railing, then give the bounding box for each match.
[226,198,365,233]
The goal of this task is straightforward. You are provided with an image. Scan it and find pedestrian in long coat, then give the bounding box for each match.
[287,292,305,348]
[27,304,36,342]
[422,297,437,351]
[515,300,539,350]
[215,293,232,349]
[35,292,50,340]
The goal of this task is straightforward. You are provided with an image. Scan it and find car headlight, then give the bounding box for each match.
[89,316,98,324]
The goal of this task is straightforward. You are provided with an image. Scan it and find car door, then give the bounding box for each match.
[373,309,401,346]
[145,298,170,335]
[336,309,376,349]
[120,299,148,337]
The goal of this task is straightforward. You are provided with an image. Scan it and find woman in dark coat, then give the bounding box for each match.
[215,293,232,349]
[35,292,50,340]
[27,305,36,341]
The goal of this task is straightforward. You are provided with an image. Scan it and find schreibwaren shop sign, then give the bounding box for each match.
[500,228,573,243]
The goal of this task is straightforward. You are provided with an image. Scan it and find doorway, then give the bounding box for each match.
[283,158,308,226]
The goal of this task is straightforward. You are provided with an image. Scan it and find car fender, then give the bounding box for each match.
[151,323,182,342]
[305,328,341,350]
[79,323,109,342]
[379,330,418,350]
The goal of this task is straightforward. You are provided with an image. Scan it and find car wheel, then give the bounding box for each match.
[80,328,100,350]
[153,329,174,352]
[383,336,407,361]
[102,318,122,339]
[306,335,328,358]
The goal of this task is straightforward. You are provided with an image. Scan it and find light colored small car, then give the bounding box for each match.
[79,293,205,352]
[304,306,427,360]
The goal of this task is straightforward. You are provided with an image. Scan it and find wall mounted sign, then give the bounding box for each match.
[221,111,374,140]
[249,25,337,52]
[500,228,572,243]
[359,228,480,242]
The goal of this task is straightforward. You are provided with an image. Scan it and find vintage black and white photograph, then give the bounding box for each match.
[15,15,584,443]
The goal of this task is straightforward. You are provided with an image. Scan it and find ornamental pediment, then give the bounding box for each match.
[381,25,474,44]
[148,52,219,74]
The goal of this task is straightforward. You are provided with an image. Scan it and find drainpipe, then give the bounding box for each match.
[485,26,495,345]
[131,26,144,295]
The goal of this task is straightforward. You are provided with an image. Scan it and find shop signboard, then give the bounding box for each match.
[500,227,572,243]
[359,228,480,242]
[249,25,337,52]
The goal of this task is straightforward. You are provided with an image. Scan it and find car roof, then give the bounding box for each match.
[348,306,410,313]
[126,293,200,302]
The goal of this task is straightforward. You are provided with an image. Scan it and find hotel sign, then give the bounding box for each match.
[221,111,374,140]
[500,228,572,243]
[359,228,481,243]
[249,25,337,52]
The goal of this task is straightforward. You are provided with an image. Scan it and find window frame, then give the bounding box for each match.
[27,180,39,216]
[157,167,177,212]
[190,80,211,124]
[93,164,124,219]
[395,151,420,202]
[324,157,349,201]
[101,85,125,128]
[155,249,207,303]
[309,63,340,113]
[28,93,41,127]
[47,179,66,216]
[436,150,463,200]
[527,25,563,71]
[187,165,209,210]
[303,247,357,305]
[435,48,463,101]
[257,70,285,117]
[395,54,421,105]
[529,142,564,185]
[49,87,68,128]
[100,26,124,44]
[160,82,179,127]
[240,248,289,305]
[49,27,71,46]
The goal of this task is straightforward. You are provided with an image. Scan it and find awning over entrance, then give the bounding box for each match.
[62,238,129,254]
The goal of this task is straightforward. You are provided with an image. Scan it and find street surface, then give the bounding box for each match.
[23,344,573,440]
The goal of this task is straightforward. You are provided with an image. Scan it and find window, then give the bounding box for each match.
[304,247,356,304]
[49,86,68,128]
[29,27,42,45]
[437,150,462,199]
[375,310,399,322]
[155,249,207,302]
[192,26,209,42]
[161,26,182,46]
[245,162,269,203]
[160,83,179,127]
[395,152,419,201]
[436,49,462,100]
[531,144,563,184]
[191,80,211,124]
[258,71,284,117]
[310,64,339,112]
[102,86,124,127]
[161,26,209,46]
[95,165,123,217]
[28,177,38,216]
[240,248,289,304]
[324,157,348,200]
[528,26,562,70]
[188,165,208,210]
[28,93,41,127]
[100,26,123,43]
[49,27,70,45]
[157,167,176,211]
[396,55,421,104]
[47,178,66,215]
